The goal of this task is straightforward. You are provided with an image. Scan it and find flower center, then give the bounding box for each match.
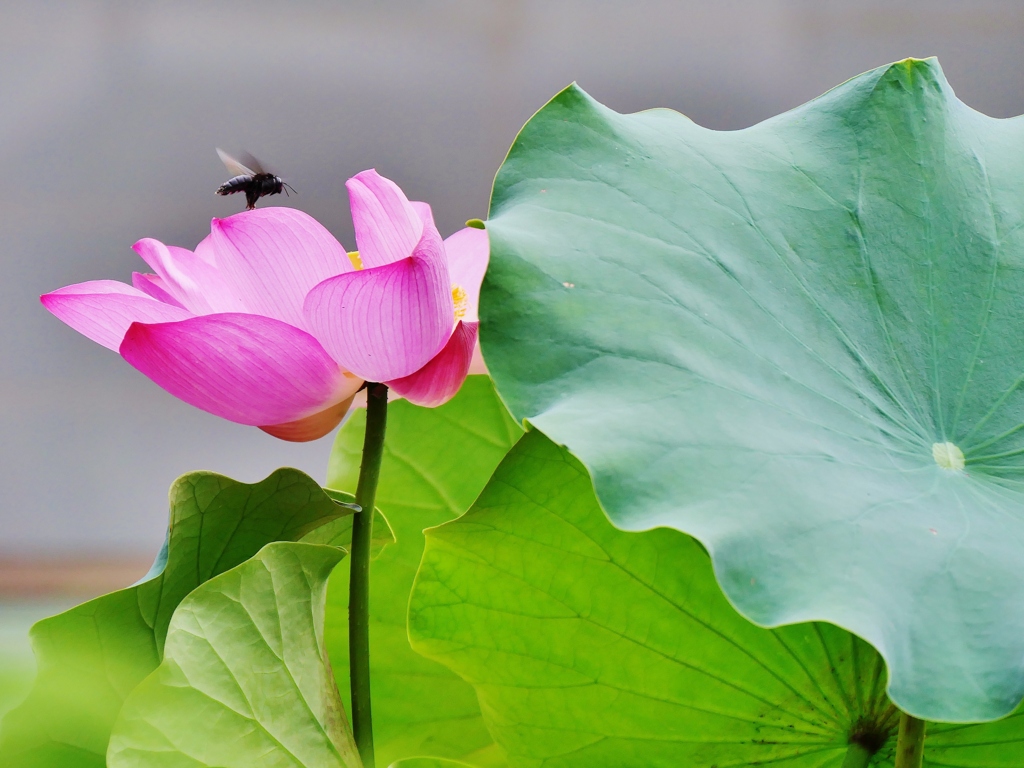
[932,441,965,471]
[452,284,468,320]
[348,250,363,270]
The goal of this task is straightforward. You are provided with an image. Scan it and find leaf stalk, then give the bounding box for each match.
[894,712,926,768]
[350,383,388,768]
[841,742,872,768]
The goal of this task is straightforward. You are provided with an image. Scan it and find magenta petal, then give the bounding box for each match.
[209,208,352,328]
[347,170,423,268]
[444,227,490,323]
[387,322,478,407]
[41,281,193,351]
[119,313,362,426]
[132,239,244,315]
[305,217,454,382]
[132,272,185,308]
[193,233,217,265]
[410,201,434,228]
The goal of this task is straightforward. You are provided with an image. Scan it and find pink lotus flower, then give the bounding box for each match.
[41,172,489,441]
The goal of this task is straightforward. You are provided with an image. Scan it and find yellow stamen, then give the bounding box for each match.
[348,250,363,270]
[452,284,468,320]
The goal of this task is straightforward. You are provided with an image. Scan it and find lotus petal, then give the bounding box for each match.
[41,281,193,351]
[209,208,352,328]
[388,322,478,407]
[119,313,360,426]
[347,170,422,268]
[260,395,357,442]
[132,239,245,315]
[305,219,453,382]
[444,228,489,322]
[131,273,185,308]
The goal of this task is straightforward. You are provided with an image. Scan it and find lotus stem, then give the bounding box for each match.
[349,383,388,768]
[894,712,926,768]
[841,742,872,768]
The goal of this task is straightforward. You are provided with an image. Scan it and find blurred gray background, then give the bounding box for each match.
[4,0,1024,565]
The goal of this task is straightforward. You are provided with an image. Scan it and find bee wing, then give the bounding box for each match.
[216,147,257,177]
[238,151,268,175]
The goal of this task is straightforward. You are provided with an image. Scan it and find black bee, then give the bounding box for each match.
[215,148,295,210]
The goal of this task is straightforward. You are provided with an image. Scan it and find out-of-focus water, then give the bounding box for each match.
[0,601,75,716]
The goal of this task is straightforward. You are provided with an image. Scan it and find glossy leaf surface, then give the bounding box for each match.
[0,468,350,767]
[107,542,360,768]
[483,58,1024,720]
[325,376,523,767]
[409,431,1024,767]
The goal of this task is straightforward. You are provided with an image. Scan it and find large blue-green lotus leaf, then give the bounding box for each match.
[107,542,360,768]
[409,430,1024,767]
[0,468,374,768]
[482,58,1024,721]
[325,376,523,767]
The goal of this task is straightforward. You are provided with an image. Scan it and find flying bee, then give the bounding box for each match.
[215,148,295,210]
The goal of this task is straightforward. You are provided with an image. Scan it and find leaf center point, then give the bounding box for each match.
[932,441,965,471]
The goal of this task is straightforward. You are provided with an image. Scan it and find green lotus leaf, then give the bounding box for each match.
[482,57,1024,721]
[409,430,1024,767]
[0,468,356,768]
[107,542,360,768]
[325,376,523,767]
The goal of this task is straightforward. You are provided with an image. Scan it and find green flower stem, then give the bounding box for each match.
[841,742,872,768]
[350,383,388,768]
[895,712,926,768]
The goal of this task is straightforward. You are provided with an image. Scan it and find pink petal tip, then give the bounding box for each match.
[346,169,423,269]
[41,281,192,351]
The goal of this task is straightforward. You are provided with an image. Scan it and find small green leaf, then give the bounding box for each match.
[483,58,1024,720]
[0,468,348,768]
[409,431,1024,767]
[325,376,522,767]
[107,542,360,768]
